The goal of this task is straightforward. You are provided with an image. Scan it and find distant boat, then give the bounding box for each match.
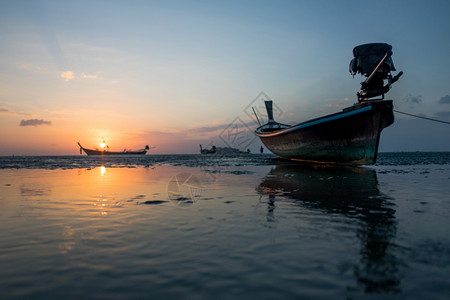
[200,144,217,154]
[255,43,403,165]
[200,144,250,155]
[78,142,150,155]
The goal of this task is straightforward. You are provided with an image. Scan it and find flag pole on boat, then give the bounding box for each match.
[252,107,262,127]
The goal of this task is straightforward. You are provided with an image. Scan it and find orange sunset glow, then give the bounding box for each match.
[1,1,450,156]
[3,2,450,300]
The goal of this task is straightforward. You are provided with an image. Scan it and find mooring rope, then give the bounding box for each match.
[394,110,450,125]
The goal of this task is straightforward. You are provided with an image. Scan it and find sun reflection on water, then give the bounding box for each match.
[2,165,197,219]
[94,195,109,215]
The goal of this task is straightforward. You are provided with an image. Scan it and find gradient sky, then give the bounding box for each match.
[1,0,450,155]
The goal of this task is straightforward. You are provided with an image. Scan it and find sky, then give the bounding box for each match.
[1,0,450,155]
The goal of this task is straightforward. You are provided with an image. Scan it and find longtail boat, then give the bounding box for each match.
[78,142,150,155]
[200,144,217,154]
[255,43,403,165]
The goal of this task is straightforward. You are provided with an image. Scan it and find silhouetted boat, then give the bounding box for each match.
[199,145,250,155]
[78,142,150,155]
[200,144,217,154]
[255,43,403,165]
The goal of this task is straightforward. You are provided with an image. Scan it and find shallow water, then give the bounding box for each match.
[0,153,449,299]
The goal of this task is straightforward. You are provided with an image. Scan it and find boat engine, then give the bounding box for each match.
[349,43,403,102]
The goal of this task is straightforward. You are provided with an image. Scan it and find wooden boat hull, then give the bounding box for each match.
[78,143,147,155]
[255,100,394,165]
[81,149,147,155]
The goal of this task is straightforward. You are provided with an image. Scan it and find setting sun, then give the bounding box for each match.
[100,142,107,149]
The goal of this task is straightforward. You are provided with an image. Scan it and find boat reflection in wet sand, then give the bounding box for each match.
[257,164,400,294]
[78,142,150,155]
[255,43,403,165]
[258,164,388,212]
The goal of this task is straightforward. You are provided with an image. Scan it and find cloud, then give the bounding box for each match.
[60,71,99,81]
[192,123,228,133]
[0,105,31,116]
[438,95,450,105]
[434,111,450,119]
[404,93,422,104]
[15,62,47,74]
[0,106,11,113]
[190,119,258,135]
[19,119,52,126]
[380,118,450,152]
[60,71,74,81]
[326,103,342,108]
[82,73,99,79]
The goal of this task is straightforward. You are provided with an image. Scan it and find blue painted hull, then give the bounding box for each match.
[255,100,394,165]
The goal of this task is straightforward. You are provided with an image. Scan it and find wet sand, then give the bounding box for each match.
[1,154,450,299]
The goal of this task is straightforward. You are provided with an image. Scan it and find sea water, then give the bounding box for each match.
[0,153,449,299]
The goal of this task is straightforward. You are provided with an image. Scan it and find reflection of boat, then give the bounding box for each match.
[258,164,383,211]
[78,142,150,155]
[257,164,399,294]
[255,43,402,165]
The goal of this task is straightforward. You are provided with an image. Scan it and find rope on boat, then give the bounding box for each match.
[394,110,450,125]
